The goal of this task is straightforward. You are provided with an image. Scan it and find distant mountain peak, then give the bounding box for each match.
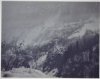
[68,19,99,39]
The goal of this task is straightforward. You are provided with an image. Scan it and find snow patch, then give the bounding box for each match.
[48,68,58,76]
[68,26,86,39]
[2,67,49,78]
[36,53,48,66]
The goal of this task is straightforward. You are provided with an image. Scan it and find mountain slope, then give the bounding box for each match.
[42,30,99,78]
[39,18,99,78]
[1,17,99,78]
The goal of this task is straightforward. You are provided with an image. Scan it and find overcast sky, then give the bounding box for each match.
[2,2,100,45]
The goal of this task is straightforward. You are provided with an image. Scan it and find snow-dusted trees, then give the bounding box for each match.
[2,48,16,71]
[1,40,34,71]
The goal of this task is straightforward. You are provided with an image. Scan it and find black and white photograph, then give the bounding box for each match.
[1,1,100,78]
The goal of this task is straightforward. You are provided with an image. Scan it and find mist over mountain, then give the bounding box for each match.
[2,2,99,46]
[2,2,99,78]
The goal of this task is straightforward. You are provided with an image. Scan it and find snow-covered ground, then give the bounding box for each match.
[1,67,53,78]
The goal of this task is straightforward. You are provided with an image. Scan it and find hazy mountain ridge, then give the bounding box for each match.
[42,29,99,78]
